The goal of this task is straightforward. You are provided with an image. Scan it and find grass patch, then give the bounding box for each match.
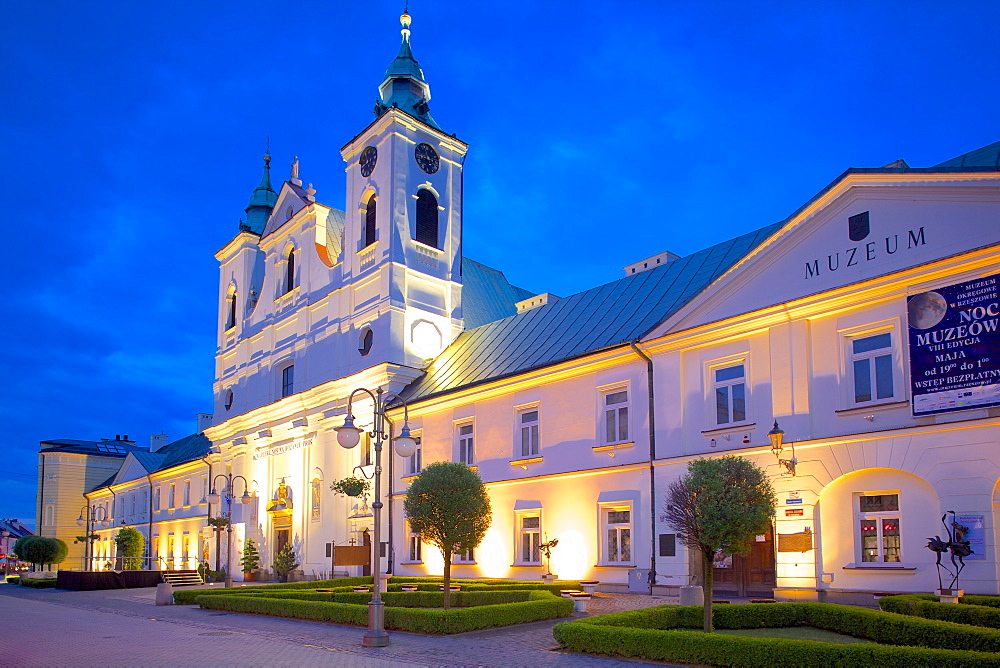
[553,602,1000,666]
[717,626,871,644]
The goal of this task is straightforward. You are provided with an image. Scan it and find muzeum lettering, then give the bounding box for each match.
[804,226,926,279]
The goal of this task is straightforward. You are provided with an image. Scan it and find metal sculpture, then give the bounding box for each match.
[926,511,973,591]
[539,536,559,577]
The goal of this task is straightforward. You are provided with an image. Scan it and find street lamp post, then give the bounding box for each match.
[335,387,416,648]
[207,473,251,588]
[76,505,110,570]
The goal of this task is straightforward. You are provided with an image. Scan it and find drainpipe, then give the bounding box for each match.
[628,340,658,593]
[145,474,155,570]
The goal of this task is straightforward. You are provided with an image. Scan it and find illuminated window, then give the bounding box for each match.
[517,407,540,458]
[284,248,295,294]
[364,197,377,247]
[602,388,629,444]
[516,514,541,565]
[281,364,295,398]
[406,435,422,476]
[406,523,422,563]
[600,503,633,565]
[453,547,475,564]
[713,363,747,425]
[457,422,474,465]
[849,332,895,405]
[415,189,439,248]
[856,492,901,564]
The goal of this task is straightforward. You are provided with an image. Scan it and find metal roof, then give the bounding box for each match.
[461,258,535,330]
[39,438,144,457]
[401,222,783,403]
[85,433,212,492]
[931,140,1000,170]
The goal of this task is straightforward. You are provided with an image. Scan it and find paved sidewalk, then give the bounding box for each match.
[0,582,681,667]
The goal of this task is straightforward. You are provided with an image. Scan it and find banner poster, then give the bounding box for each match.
[908,273,1000,415]
[956,514,985,561]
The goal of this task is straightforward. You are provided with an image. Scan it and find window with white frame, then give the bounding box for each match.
[713,363,747,425]
[201,475,208,504]
[406,523,422,563]
[517,407,540,458]
[856,492,901,564]
[153,487,160,511]
[407,435,422,475]
[281,364,295,398]
[600,504,633,565]
[183,481,191,506]
[130,493,136,515]
[602,388,630,444]
[453,547,475,564]
[848,331,896,405]
[168,483,176,509]
[516,513,541,565]
[457,422,474,465]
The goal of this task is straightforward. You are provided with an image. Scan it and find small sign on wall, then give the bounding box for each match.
[778,528,813,552]
[957,514,985,560]
[785,508,804,517]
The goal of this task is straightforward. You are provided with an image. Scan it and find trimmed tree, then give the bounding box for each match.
[13,536,67,570]
[663,455,776,632]
[240,538,260,578]
[403,461,492,609]
[113,527,145,570]
[272,543,299,582]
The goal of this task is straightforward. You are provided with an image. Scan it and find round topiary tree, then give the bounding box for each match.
[403,461,492,609]
[113,527,145,570]
[13,536,67,570]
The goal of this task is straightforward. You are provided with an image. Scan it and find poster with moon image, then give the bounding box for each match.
[908,273,1000,415]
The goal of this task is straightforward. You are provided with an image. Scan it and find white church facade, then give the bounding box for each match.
[38,11,1000,603]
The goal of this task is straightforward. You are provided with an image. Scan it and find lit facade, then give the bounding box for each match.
[37,11,1000,604]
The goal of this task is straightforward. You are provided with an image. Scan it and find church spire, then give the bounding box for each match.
[242,151,278,234]
[375,8,442,130]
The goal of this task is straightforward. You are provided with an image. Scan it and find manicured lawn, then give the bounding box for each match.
[717,626,871,644]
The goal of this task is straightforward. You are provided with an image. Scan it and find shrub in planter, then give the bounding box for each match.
[272,543,298,583]
[240,538,260,581]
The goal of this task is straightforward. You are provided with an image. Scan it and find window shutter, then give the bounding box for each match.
[415,190,439,248]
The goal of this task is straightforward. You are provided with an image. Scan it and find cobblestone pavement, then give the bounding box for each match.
[0,582,685,667]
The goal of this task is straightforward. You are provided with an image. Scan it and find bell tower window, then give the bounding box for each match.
[364,197,377,248]
[284,249,295,294]
[415,189,439,249]
[225,291,237,330]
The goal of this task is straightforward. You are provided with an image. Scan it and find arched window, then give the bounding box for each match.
[284,249,295,294]
[225,291,237,330]
[364,197,377,247]
[415,189,439,248]
[359,328,373,357]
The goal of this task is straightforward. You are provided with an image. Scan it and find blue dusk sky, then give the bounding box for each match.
[2,1,997,527]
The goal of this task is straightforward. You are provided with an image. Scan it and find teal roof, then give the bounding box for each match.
[462,258,535,329]
[401,223,782,404]
[375,13,442,131]
[243,153,278,234]
[85,433,212,492]
[932,140,1000,170]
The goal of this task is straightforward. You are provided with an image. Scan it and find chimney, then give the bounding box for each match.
[150,433,169,452]
[197,413,214,433]
[516,293,561,314]
[623,251,680,277]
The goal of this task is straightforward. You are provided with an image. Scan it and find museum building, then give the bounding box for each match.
[37,11,1000,602]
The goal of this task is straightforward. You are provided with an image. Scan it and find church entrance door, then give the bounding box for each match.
[712,529,776,598]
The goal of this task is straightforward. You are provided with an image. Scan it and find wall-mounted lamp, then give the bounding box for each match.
[768,420,796,475]
[709,438,717,449]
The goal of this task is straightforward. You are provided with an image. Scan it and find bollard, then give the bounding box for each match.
[679,585,704,606]
[155,582,174,605]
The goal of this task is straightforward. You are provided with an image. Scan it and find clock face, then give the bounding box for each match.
[415,142,440,174]
[359,146,378,177]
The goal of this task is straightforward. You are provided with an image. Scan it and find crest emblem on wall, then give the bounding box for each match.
[848,211,870,241]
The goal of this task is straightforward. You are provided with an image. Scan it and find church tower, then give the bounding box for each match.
[339,9,468,372]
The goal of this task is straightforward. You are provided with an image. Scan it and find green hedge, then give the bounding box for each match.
[173,576,582,604]
[196,589,573,634]
[18,578,57,588]
[880,594,1000,629]
[5,575,20,584]
[553,602,1000,666]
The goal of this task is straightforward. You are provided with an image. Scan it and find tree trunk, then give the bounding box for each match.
[702,545,714,633]
[443,552,452,609]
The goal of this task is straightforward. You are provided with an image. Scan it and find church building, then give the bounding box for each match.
[38,10,1000,603]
